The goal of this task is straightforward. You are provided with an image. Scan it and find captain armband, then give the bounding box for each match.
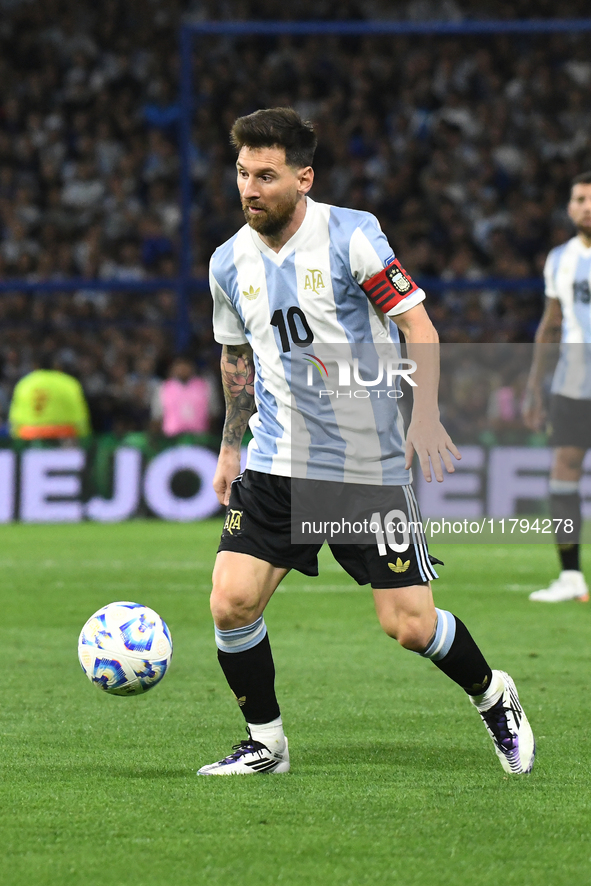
[361,259,419,314]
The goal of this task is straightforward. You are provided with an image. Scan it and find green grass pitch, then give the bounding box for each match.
[1,521,590,886]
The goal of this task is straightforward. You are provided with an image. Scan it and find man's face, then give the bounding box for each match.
[172,359,193,382]
[236,146,306,237]
[568,183,591,237]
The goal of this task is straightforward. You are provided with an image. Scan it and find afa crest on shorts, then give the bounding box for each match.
[224,508,244,536]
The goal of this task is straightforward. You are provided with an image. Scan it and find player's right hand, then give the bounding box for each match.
[213,447,242,506]
[522,386,545,431]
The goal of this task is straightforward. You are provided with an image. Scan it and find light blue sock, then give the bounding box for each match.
[419,609,456,661]
[214,615,267,654]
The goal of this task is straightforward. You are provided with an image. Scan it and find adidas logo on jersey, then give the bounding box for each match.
[242,285,260,300]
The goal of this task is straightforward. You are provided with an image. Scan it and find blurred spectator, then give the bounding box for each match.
[151,355,220,436]
[9,360,90,440]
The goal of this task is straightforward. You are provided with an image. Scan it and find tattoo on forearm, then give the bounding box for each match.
[220,344,256,447]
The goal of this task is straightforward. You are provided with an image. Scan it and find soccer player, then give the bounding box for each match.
[200,108,535,776]
[523,171,591,603]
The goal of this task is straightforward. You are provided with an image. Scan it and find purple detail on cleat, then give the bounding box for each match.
[197,734,289,776]
[219,739,270,766]
[481,698,522,771]
[477,672,535,774]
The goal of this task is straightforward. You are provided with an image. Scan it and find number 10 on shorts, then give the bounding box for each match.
[371,510,412,555]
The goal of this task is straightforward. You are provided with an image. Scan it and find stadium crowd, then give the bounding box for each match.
[0,0,590,433]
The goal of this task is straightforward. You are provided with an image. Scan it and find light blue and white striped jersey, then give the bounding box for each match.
[545,235,591,399]
[210,198,425,483]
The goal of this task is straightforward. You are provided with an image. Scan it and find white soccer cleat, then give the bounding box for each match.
[529,570,589,603]
[472,671,535,775]
[197,735,290,775]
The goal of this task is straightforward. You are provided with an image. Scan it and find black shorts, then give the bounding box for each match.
[217,469,439,589]
[548,394,591,449]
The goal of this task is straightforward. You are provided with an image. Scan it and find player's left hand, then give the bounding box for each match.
[405,417,461,482]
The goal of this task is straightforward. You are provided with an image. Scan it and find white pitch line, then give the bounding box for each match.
[0,560,210,570]
[277,584,366,593]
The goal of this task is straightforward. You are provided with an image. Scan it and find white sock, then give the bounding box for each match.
[471,670,504,712]
[248,716,285,752]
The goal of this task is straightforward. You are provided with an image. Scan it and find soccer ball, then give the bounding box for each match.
[78,601,173,696]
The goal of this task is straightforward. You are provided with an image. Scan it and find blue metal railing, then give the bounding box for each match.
[186,18,591,36]
[0,276,543,295]
[0,278,182,294]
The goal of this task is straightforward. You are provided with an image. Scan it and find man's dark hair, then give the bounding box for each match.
[571,171,591,190]
[230,107,317,168]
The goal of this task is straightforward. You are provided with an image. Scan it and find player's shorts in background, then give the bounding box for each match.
[218,469,439,588]
[548,394,591,449]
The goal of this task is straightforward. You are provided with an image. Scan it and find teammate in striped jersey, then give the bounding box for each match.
[198,108,535,777]
[524,171,591,603]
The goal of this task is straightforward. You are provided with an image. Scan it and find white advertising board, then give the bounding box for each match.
[0,445,589,523]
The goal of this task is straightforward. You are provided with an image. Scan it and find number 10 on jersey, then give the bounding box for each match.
[270,307,314,352]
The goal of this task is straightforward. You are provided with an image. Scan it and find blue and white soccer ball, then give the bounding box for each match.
[78,602,173,696]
